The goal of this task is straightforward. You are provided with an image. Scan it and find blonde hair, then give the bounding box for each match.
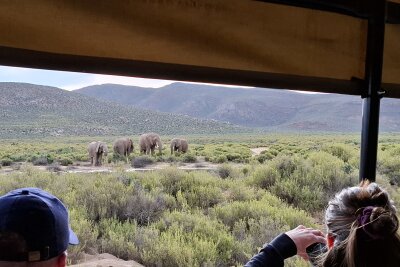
[321,181,400,267]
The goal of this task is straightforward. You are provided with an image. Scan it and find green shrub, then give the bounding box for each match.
[164,155,177,162]
[0,157,12,166]
[307,151,356,194]
[217,164,234,179]
[223,181,263,202]
[210,193,313,230]
[142,227,218,267]
[264,152,358,212]
[182,154,197,163]
[112,153,126,163]
[123,188,175,225]
[212,155,228,163]
[271,179,324,211]
[46,163,63,172]
[98,218,139,260]
[68,208,99,262]
[132,156,154,168]
[322,143,355,163]
[156,168,189,197]
[231,217,289,263]
[73,176,130,221]
[59,158,73,166]
[226,153,242,161]
[184,186,224,209]
[33,157,51,166]
[9,154,28,162]
[256,151,276,163]
[247,165,280,189]
[271,155,298,177]
[197,143,251,163]
[155,211,235,266]
[378,147,400,185]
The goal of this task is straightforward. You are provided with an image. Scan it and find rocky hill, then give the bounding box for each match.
[77,83,400,132]
[0,83,248,138]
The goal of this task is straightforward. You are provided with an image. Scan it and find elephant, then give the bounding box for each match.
[88,141,108,166]
[113,138,134,163]
[170,138,188,154]
[139,133,162,155]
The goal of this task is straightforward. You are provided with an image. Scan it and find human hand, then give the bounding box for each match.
[285,225,326,260]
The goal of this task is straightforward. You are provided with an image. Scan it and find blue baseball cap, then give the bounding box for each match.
[0,187,79,262]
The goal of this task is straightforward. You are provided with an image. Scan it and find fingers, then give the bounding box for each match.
[310,229,326,238]
[294,226,326,239]
[287,225,327,263]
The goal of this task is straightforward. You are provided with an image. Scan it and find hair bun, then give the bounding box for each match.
[365,207,399,238]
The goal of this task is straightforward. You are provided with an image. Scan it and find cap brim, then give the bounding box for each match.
[69,228,79,245]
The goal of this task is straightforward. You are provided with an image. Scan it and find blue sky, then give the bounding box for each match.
[0,65,317,94]
[0,65,173,90]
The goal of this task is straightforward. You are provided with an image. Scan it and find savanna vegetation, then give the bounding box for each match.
[0,134,399,266]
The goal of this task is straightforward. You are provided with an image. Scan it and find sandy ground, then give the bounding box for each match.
[70,253,144,267]
[0,158,220,174]
[250,147,268,156]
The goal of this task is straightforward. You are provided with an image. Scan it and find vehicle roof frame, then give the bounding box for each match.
[0,0,397,182]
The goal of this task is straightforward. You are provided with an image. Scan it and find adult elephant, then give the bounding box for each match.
[170,138,188,154]
[88,141,108,166]
[113,138,134,162]
[139,133,162,155]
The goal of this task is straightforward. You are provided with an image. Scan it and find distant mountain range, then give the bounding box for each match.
[0,83,247,138]
[76,83,400,132]
[2,82,399,139]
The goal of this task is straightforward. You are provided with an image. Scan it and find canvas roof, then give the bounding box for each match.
[0,0,399,96]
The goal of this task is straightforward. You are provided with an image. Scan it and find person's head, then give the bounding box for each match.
[0,188,79,267]
[322,181,400,267]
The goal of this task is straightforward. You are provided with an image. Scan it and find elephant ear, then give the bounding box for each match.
[96,142,101,153]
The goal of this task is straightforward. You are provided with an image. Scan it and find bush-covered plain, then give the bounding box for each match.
[0,134,399,266]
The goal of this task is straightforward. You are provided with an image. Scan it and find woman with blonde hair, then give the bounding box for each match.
[245,182,400,267]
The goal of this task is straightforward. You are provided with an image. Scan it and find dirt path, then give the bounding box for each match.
[70,253,144,267]
[250,147,268,156]
[0,160,220,174]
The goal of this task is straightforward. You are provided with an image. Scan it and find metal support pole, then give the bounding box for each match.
[359,0,387,182]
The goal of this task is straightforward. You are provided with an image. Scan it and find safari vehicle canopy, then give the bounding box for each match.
[1,0,399,181]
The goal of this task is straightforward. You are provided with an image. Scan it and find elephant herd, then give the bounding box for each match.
[87,133,188,166]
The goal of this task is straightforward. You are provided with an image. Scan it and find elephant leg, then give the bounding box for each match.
[151,147,155,156]
[98,154,102,166]
[90,157,94,166]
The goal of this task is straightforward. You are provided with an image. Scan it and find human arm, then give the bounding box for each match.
[244,233,296,267]
[244,225,326,267]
